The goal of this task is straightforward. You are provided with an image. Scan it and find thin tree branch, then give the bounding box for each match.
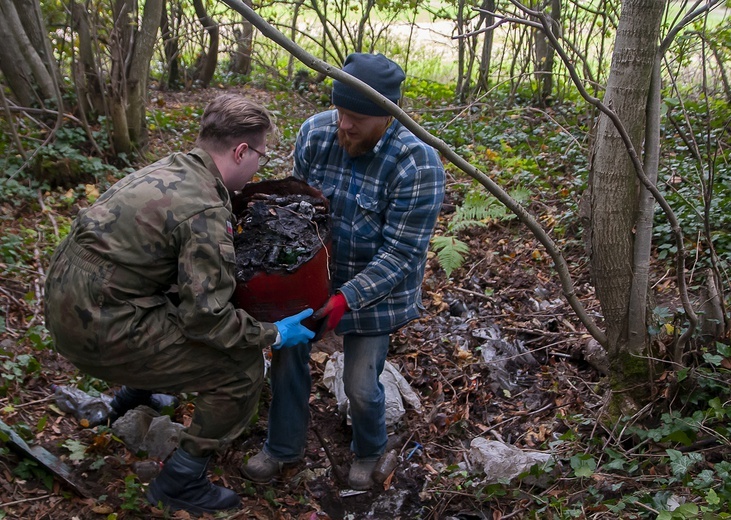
[499,0,708,346]
[219,0,608,347]
[0,84,27,160]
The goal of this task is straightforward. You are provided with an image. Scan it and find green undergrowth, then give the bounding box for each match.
[2,80,731,518]
[425,342,731,518]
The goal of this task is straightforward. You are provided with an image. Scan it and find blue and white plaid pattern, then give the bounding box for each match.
[293,110,445,334]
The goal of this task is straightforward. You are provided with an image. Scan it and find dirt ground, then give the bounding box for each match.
[1,226,603,520]
[0,86,611,519]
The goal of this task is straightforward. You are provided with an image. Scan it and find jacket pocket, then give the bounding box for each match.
[353,193,387,240]
[219,242,236,264]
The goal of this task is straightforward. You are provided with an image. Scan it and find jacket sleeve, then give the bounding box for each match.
[172,206,278,352]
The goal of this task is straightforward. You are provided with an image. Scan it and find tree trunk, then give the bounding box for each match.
[0,0,56,105]
[455,0,467,100]
[14,0,61,85]
[477,0,495,92]
[231,0,254,76]
[109,0,133,154]
[355,0,376,53]
[107,0,161,153]
[533,0,560,106]
[161,0,182,89]
[0,6,35,106]
[192,0,219,88]
[586,0,666,405]
[71,1,105,115]
[286,0,304,80]
[126,0,162,148]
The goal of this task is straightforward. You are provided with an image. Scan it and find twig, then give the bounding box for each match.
[634,500,661,515]
[0,395,54,409]
[0,286,23,306]
[38,189,59,239]
[220,0,607,348]
[0,494,53,508]
[0,84,26,160]
[451,286,492,300]
[312,425,348,484]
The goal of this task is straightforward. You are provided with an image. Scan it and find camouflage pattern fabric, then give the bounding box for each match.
[43,148,275,454]
[44,148,277,366]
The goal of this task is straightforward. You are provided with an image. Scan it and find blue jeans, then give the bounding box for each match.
[264,334,389,461]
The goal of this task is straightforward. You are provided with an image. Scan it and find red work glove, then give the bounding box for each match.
[313,293,349,332]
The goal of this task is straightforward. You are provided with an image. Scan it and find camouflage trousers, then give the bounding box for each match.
[46,238,264,457]
[74,339,264,457]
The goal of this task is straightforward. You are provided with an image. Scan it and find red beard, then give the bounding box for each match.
[337,127,382,157]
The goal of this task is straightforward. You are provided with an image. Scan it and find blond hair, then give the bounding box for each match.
[197,94,276,153]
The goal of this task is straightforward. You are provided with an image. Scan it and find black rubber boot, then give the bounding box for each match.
[146,449,240,514]
[109,386,153,422]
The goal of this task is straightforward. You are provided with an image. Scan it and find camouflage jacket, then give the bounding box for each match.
[44,149,277,366]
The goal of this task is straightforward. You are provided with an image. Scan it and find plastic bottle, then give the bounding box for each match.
[372,450,399,485]
[51,384,113,427]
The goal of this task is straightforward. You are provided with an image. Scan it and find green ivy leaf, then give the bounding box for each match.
[667,449,702,479]
[570,453,596,478]
[706,488,720,506]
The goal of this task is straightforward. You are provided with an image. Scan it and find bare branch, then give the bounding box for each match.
[506,0,706,346]
[219,0,608,347]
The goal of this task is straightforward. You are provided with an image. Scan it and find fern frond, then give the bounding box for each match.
[431,235,470,278]
[451,219,488,233]
[509,186,532,203]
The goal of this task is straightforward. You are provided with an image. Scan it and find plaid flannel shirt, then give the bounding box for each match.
[293,109,445,335]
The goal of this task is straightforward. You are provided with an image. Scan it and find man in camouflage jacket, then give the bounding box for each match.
[44,94,314,514]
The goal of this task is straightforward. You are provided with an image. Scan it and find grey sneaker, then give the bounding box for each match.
[240,451,283,483]
[348,458,378,490]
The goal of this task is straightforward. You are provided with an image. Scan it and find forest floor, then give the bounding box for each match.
[0,85,684,520]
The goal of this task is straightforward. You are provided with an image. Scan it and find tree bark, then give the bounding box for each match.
[477,0,495,92]
[231,1,254,76]
[533,0,560,105]
[14,0,61,85]
[587,0,666,401]
[192,0,218,88]
[0,0,56,105]
[109,0,132,154]
[126,0,163,148]
[161,0,182,89]
[0,5,35,106]
[107,0,161,153]
[71,1,105,115]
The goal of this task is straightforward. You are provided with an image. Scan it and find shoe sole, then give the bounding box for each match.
[240,466,278,484]
[146,486,240,514]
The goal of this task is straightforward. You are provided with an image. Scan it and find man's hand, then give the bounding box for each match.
[273,309,315,349]
[313,293,349,333]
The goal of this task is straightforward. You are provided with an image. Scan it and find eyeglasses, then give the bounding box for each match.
[234,144,270,167]
[250,145,270,167]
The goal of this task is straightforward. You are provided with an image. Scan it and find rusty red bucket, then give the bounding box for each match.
[231,177,331,331]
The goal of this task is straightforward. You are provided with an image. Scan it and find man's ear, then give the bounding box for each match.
[234,142,248,162]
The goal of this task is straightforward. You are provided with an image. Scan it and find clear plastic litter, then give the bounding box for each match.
[51,384,113,427]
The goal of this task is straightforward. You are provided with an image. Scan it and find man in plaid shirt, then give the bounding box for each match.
[242,53,445,490]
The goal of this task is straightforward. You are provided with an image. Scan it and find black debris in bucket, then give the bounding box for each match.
[233,193,330,282]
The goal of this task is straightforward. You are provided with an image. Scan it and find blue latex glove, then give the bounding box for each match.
[273,308,315,349]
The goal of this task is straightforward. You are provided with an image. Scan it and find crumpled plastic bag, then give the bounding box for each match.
[468,437,553,483]
[322,351,422,426]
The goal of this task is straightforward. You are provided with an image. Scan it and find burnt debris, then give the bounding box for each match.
[233,192,330,282]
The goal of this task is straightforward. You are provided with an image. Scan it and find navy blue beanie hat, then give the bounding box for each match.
[331,53,406,117]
